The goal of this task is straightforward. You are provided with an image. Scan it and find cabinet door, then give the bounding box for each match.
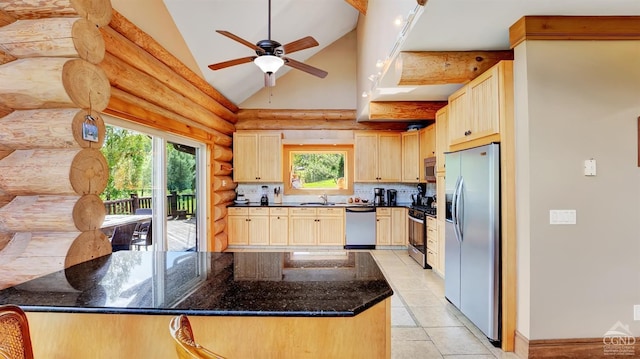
[447,88,469,146]
[390,208,407,246]
[378,133,402,181]
[437,219,446,275]
[317,216,344,246]
[248,216,269,245]
[289,216,317,245]
[354,133,379,182]
[257,133,282,182]
[233,133,258,182]
[435,107,449,173]
[402,131,420,183]
[376,215,391,246]
[228,216,248,245]
[468,66,500,141]
[269,215,289,245]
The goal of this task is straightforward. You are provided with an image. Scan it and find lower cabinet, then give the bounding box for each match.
[426,216,438,269]
[376,208,407,246]
[437,219,445,276]
[269,208,289,245]
[289,207,345,246]
[228,207,270,245]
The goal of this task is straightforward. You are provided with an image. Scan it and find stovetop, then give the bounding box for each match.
[410,205,437,216]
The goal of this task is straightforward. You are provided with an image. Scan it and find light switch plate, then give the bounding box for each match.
[584,159,596,176]
[634,305,640,321]
[550,210,577,224]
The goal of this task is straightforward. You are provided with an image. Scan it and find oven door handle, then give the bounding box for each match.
[408,216,424,225]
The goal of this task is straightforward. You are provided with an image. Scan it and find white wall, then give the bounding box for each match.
[240,30,357,109]
[515,40,640,340]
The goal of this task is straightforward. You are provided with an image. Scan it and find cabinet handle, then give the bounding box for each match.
[277,216,280,219]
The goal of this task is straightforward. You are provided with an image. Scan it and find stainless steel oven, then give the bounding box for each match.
[408,207,428,268]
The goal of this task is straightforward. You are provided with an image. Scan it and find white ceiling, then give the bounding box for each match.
[161,0,640,110]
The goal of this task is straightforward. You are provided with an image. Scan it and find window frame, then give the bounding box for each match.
[282,145,354,196]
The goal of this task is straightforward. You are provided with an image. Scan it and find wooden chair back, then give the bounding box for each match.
[169,315,226,359]
[0,305,34,359]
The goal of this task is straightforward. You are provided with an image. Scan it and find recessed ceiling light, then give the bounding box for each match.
[394,15,404,26]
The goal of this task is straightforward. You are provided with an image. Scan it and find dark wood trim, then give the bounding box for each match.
[510,16,640,48]
[344,0,367,15]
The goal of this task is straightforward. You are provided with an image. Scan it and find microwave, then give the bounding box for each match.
[424,157,437,182]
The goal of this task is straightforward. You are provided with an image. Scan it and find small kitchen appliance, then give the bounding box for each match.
[386,189,397,206]
[260,185,269,205]
[373,188,385,205]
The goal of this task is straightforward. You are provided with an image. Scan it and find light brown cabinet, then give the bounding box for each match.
[269,208,289,245]
[419,125,436,182]
[376,207,407,246]
[233,131,282,182]
[447,61,511,147]
[289,207,344,246]
[435,107,448,174]
[426,216,438,270]
[401,131,420,183]
[227,207,270,245]
[354,132,402,182]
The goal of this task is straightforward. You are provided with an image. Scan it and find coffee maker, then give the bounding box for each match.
[373,188,385,205]
[386,189,397,206]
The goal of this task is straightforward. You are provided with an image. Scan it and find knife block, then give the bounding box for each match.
[274,193,282,204]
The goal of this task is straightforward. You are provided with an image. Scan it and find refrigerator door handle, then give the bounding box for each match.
[451,176,461,243]
[454,177,464,242]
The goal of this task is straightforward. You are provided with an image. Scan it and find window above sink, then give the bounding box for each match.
[283,145,354,196]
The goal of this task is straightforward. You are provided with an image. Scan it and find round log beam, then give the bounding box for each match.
[0,0,112,27]
[0,109,105,149]
[213,146,233,162]
[213,231,228,252]
[213,176,236,192]
[212,161,233,176]
[0,18,104,63]
[213,190,236,205]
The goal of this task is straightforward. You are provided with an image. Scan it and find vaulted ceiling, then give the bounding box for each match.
[112,0,640,120]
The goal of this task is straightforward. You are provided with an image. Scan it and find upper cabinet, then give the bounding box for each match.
[448,61,512,147]
[233,131,282,182]
[419,125,436,182]
[435,106,448,174]
[354,132,401,182]
[401,131,420,183]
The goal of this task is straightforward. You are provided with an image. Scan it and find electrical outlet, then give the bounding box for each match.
[634,305,640,321]
[549,210,577,224]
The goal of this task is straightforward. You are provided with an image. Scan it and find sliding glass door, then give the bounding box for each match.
[101,116,206,252]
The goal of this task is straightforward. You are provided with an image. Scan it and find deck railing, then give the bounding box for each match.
[104,192,195,217]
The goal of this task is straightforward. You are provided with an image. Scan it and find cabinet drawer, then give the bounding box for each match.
[427,249,438,266]
[249,207,269,216]
[290,207,317,216]
[228,207,249,215]
[269,208,289,216]
[426,216,436,228]
[427,237,438,251]
[376,208,391,216]
[317,208,344,217]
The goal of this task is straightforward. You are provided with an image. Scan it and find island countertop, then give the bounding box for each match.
[0,250,393,317]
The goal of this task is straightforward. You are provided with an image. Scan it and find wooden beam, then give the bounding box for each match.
[107,10,239,114]
[236,119,410,132]
[0,0,112,26]
[0,49,16,66]
[344,0,367,15]
[397,51,514,85]
[369,101,447,120]
[509,16,640,48]
[238,109,356,122]
[0,10,16,26]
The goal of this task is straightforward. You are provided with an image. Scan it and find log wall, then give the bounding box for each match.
[0,0,112,288]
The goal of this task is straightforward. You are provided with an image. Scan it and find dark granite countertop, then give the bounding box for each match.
[229,202,414,208]
[0,251,393,317]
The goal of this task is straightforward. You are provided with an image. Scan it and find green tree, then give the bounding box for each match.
[100,126,151,200]
[167,143,196,193]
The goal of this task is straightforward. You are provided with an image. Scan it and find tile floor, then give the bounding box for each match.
[370,249,520,359]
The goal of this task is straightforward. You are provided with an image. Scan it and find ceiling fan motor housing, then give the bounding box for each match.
[256,39,283,56]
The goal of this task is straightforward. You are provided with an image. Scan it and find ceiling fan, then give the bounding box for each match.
[207,0,328,87]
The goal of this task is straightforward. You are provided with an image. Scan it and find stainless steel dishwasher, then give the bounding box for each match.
[344,206,377,249]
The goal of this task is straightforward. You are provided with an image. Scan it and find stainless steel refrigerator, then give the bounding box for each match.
[444,143,500,344]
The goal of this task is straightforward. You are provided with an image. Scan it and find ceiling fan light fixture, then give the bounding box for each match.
[254,55,284,74]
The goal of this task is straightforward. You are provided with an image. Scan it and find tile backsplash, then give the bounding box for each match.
[235,182,436,204]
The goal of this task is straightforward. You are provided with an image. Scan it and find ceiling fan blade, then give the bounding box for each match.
[282,36,319,54]
[208,56,256,70]
[216,30,264,54]
[284,57,328,78]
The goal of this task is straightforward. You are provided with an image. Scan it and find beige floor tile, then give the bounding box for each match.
[391,293,405,307]
[398,289,442,307]
[392,339,443,359]
[410,305,464,328]
[392,306,417,327]
[442,355,496,359]
[392,327,431,341]
[425,327,492,355]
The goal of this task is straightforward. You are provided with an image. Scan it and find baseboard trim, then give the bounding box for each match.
[514,331,639,359]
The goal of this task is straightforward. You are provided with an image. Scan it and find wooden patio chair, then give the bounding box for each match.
[169,315,226,359]
[0,305,34,359]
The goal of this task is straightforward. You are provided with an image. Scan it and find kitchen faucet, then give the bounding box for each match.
[319,193,328,205]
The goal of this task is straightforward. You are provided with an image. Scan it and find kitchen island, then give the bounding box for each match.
[0,250,392,358]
